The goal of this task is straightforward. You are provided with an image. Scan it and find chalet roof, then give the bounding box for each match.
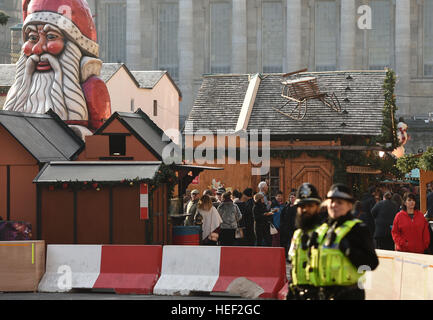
[186,71,387,137]
[94,109,170,161]
[99,63,125,83]
[34,161,162,183]
[131,70,182,98]
[33,162,224,184]
[0,110,84,162]
[131,70,166,88]
[0,64,17,87]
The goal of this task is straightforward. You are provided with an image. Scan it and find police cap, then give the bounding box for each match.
[294,183,322,205]
[326,183,355,203]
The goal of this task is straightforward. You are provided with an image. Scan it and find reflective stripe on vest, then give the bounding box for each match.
[309,219,362,286]
[289,229,312,286]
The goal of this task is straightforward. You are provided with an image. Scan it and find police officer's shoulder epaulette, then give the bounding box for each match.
[343,219,362,228]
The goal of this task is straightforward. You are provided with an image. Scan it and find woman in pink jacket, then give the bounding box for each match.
[392,193,430,253]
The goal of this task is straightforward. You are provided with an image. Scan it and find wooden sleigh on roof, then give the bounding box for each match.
[272,68,342,120]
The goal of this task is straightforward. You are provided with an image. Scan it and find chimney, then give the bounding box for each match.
[10,23,22,64]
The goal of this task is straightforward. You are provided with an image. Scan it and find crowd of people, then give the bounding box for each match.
[183,182,299,253]
[182,180,433,300]
[182,181,433,257]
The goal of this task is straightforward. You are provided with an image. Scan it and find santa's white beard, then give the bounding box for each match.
[4,41,88,121]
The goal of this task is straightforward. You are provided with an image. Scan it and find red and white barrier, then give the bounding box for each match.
[38,245,101,292]
[38,245,162,294]
[153,246,287,298]
[93,245,162,294]
[153,245,221,296]
[214,247,287,299]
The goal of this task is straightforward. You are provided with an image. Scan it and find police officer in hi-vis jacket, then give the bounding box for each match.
[287,183,324,300]
[310,183,379,300]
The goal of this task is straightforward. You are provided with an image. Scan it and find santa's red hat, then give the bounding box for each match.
[22,0,99,57]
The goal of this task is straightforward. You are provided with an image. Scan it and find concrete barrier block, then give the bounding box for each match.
[38,245,102,292]
[153,245,221,296]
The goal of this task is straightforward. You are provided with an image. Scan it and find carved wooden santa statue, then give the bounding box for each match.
[4,0,111,138]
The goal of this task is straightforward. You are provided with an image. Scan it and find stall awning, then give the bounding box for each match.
[33,161,163,183]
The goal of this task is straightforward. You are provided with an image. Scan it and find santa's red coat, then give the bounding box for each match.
[65,76,111,131]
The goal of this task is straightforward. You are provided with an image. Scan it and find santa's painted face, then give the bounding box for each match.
[4,22,88,122]
[23,24,65,71]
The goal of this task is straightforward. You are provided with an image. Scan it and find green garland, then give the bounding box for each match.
[396,154,419,175]
[372,68,399,150]
[153,163,178,200]
[418,147,433,172]
[397,147,433,174]
[45,164,178,201]
[270,69,400,195]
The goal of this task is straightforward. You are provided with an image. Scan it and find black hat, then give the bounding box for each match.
[326,183,355,203]
[216,187,226,195]
[242,188,253,198]
[294,183,322,205]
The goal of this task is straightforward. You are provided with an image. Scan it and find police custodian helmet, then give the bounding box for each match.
[326,183,355,203]
[294,183,322,205]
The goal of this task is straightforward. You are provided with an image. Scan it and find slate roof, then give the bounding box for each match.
[99,63,124,83]
[94,109,170,161]
[0,110,84,162]
[95,64,182,97]
[131,70,182,97]
[131,70,166,88]
[187,71,387,137]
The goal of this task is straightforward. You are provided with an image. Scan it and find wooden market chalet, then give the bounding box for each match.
[185,70,390,200]
[0,108,220,245]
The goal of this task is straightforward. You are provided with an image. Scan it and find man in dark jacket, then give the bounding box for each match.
[427,191,433,218]
[253,193,273,246]
[359,186,377,237]
[280,191,297,259]
[237,188,256,246]
[371,192,399,250]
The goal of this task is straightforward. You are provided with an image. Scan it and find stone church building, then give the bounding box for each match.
[1,0,433,148]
